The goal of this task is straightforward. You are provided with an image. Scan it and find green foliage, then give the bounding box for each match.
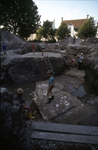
[42,20,55,40]
[56,22,70,40]
[36,20,56,41]
[77,17,97,39]
[0,0,41,38]
[36,27,43,40]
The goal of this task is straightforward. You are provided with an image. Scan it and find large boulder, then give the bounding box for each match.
[1,31,41,54]
[80,37,98,45]
[44,37,82,52]
[1,31,26,50]
[0,87,13,103]
[74,38,82,45]
[45,43,60,52]
[1,52,66,86]
[84,45,98,69]
[64,45,92,67]
[1,87,27,150]
[84,45,98,92]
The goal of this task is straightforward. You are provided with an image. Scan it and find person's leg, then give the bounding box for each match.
[73,62,75,67]
[3,50,6,56]
[42,49,44,55]
[47,89,51,104]
[78,62,81,70]
[72,62,74,67]
[47,89,51,98]
[79,62,82,70]
[50,86,54,100]
[80,62,82,70]
[25,107,35,119]
[50,91,54,100]
[47,89,49,97]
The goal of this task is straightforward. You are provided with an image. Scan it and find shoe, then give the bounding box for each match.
[51,95,54,100]
[46,97,51,104]
[31,116,35,119]
[28,112,33,119]
[46,101,51,104]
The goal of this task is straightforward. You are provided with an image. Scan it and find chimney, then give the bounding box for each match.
[61,17,63,22]
[87,14,89,19]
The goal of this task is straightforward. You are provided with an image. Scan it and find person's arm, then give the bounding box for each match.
[21,103,26,111]
[5,45,7,50]
[21,98,26,111]
[48,83,52,91]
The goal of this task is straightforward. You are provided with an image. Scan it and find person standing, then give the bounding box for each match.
[73,35,76,44]
[78,53,84,70]
[14,88,31,112]
[46,70,55,104]
[32,43,35,54]
[2,42,7,56]
[14,88,35,119]
[41,41,45,55]
[70,58,76,67]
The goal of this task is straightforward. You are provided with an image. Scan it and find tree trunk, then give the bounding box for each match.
[13,26,17,34]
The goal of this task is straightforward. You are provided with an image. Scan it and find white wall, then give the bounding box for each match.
[68,24,74,37]
[52,20,55,30]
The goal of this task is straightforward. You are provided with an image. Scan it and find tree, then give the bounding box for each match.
[43,20,55,40]
[77,17,97,39]
[56,22,70,40]
[36,27,43,40]
[0,0,41,38]
[39,20,56,41]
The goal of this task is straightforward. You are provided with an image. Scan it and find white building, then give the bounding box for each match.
[61,15,89,37]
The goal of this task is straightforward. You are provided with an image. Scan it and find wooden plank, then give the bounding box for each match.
[32,122,98,136]
[31,131,98,145]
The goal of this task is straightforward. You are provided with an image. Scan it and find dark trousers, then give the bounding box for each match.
[78,62,82,70]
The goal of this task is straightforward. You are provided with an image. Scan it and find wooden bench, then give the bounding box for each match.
[31,122,98,145]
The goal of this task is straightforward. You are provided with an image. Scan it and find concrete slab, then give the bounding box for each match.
[55,74,82,93]
[1,52,63,59]
[51,105,97,125]
[64,68,85,81]
[33,80,82,121]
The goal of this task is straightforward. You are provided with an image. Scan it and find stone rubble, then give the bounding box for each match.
[1,31,98,149]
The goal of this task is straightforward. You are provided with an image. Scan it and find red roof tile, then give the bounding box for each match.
[63,18,87,28]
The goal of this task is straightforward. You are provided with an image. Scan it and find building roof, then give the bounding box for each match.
[63,18,87,28]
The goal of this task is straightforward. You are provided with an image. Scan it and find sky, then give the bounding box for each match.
[34,0,98,29]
